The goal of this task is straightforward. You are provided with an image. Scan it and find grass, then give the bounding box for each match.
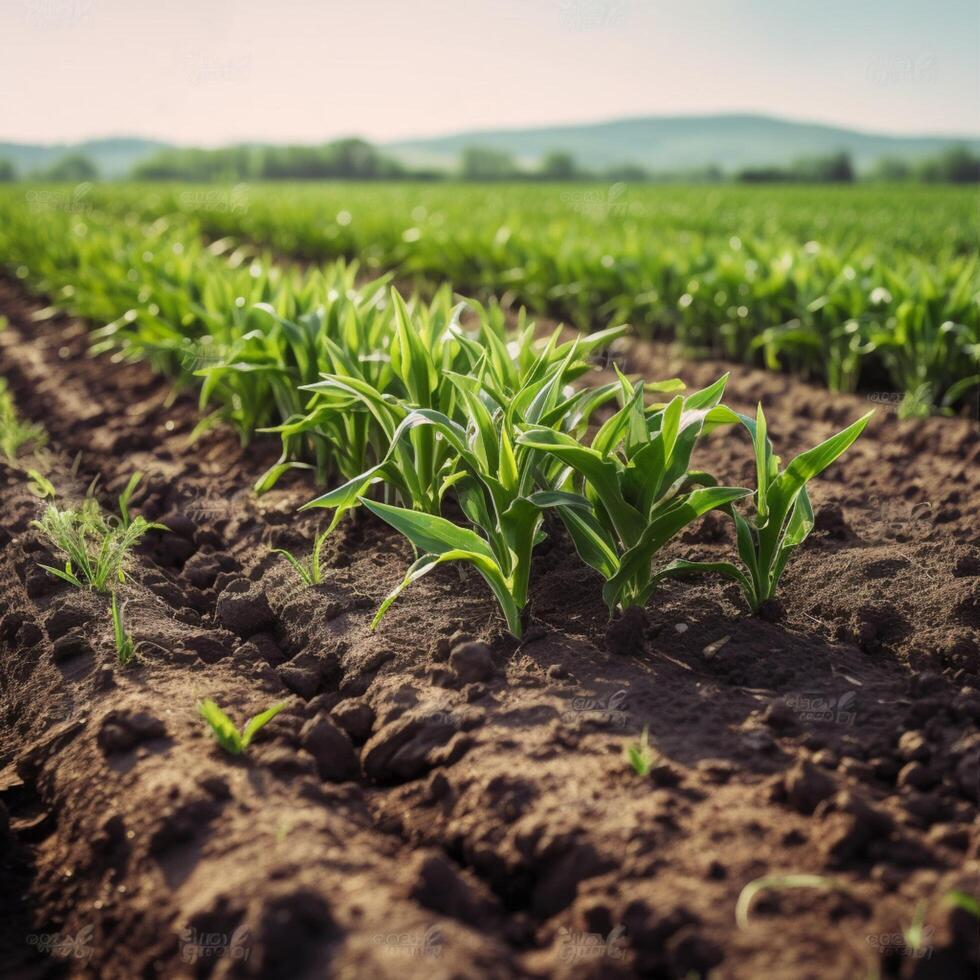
[198,699,285,755]
[110,594,136,666]
[32,478,165,592]
[0,378,46,462]
[26,469,56,498]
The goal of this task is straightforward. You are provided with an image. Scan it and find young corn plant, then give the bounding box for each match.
[110,593,136,666]
[517,373,750,614]
[343,347,609,636]
[198,699,285,755]
[624,727,655,776]
[655,405,873,611]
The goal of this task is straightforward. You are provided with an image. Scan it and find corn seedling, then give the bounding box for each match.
[3,184,977,411]
[198,699,285,755]
[110,594,136,666]
[624,727,654,776]
[33,497,164,592]
[655,405,873,611]
[351,345,611,637]
[735,874,839,929]
[518,373,750,613]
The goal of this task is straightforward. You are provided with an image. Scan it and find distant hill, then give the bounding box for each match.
[0,138,169,178]
[385,113,980,173]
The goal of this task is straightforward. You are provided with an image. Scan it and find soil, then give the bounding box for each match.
[0,274,978,980]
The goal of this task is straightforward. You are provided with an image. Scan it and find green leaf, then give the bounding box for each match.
[241,703,285,749]
[254,459,314,495]
[557,504,620,581]
[603,486,752,610]
[361,498,496,560]
[198,699,243,754]
[516,426,643,544]
[754,403,769,521]
[654,558,755,602]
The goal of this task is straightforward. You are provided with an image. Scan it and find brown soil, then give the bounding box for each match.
[0,276,978,980]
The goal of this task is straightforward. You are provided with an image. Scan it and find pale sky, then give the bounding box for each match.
[1,0,978,145]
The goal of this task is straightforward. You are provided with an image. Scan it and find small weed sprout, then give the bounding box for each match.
[273,527,330,586]
[735,874,839,929]
[117,472,144,529]
[198,699,285,755]
[32,476,165,592]
[902,900,929,955]
[624,727,655,776]
[26,469,56,499]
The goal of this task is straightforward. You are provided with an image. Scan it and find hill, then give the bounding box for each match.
[384,113,980,173]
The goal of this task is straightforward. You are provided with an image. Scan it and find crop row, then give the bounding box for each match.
[0,198,871,637]
[63,181,980,410]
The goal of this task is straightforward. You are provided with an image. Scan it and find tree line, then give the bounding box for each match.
[1,140,977,184]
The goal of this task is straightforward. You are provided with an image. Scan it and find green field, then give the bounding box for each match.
[2,181,978,410]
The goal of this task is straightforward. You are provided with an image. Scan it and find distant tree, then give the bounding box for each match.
[41,153,99,182]
[871,157,912,181]
[131,139,409,182]
[603,163,650,182]
[918,144,980,183]
[538,150,580,180]
[0,159,16,182]
[736,165,794,183]
[793,151,854,183]
[460,146,521,180]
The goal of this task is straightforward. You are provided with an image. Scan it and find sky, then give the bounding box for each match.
[1,0,978,145]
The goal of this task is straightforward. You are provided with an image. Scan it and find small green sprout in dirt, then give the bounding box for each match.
[657,405,873,612]
[735,873,839,929]
[33,493,165,592]
[273,527,330,587]
[116,472,145,529]
[198,699,285,756]
[902,900,930,955]
[110,594,136,666]
[26,469,56,499]
[944,889,980,918]
[0,378,46,462]
[624,727,655,776]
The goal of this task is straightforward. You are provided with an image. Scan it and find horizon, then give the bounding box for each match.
[1,0,977,146]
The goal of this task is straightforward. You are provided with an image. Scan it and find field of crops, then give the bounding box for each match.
[49,181,980,409]
[0,182,977,978]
